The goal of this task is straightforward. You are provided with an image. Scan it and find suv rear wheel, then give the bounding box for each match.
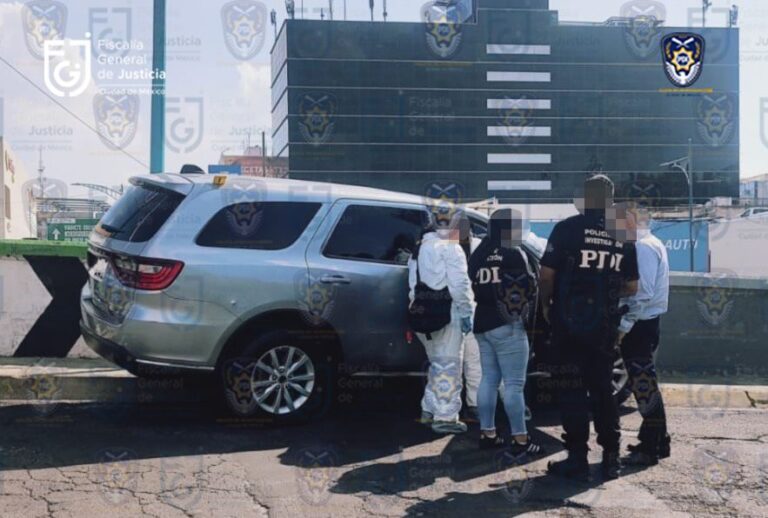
[612,357,631,405]
[219,330,335,423]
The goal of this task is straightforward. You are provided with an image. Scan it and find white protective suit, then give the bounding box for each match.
[461,236,483,409]
[408,231,475,422]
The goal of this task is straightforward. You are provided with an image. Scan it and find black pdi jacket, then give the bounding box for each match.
[468,220,537,335]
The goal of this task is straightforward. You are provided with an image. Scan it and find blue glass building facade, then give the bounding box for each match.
[271,0,739,205]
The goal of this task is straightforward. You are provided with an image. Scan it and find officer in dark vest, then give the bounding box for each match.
[538,175,639,480]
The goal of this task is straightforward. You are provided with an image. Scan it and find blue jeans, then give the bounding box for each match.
[475,321,530,436]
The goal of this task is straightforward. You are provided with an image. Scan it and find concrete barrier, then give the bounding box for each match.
[659,273,768,377]
[0,240,94,358]
[0,240,766,376]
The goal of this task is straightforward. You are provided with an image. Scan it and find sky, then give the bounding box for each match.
[0,0,765,200]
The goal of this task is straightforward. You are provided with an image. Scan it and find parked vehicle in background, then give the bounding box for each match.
[80,174,629,423]
[739,207,768,219]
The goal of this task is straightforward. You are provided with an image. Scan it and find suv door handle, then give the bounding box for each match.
[319,274,351,285]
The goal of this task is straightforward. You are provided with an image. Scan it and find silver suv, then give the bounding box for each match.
[80,174,494,421]
[80,174,627,422]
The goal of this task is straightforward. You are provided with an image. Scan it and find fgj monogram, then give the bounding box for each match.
[43,36,92,98]
[166,97,204,154]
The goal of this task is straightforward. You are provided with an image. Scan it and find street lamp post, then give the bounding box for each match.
[150,0,167,174]
[661,138,695,272]
[702,0,712,27]
[687,138,694,272]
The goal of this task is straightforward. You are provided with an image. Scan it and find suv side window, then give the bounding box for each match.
[196,201,321,250]
[323,204,427,265]
[469,216,487,240]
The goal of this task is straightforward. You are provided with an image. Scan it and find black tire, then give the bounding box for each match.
[217,330,336,424]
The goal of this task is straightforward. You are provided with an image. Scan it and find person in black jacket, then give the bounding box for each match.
[468,208,543,460]
[539,175,639,480]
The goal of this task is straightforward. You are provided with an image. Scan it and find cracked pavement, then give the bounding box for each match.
[1,380,766,517]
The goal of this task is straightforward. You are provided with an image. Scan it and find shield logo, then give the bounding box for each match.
[495,270,531,322]
[493,450,535,503]
[220,179,268,237]
[94,94,139,150]
[696,272,736,327]
[294,446,339,505]
[165,97,204,153]
[223,359,259,416]
[621,179,663,207]
[43,38,92,98]
[298,93,336,146]
[697,95,735,148]
[24,360,62,416]
[422,1,467,59]
[21,0,67,60]
[297,273,336,327]
[424,357,462,419]
[625,359,662,416]
[497,97,535,146]
[88,7,132,58]
[620,0,666,59]
[424,180,464,227]
[662,33,705,88]
[91,448,141,505]
[221,0,267,60]
[693,447,740,498]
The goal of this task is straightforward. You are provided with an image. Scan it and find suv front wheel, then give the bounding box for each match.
[219,330,335,423]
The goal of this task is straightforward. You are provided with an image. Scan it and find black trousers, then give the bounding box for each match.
[554,330,621,455]
[620,317,668,451]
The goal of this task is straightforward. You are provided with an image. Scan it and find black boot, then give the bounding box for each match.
[623,448,658,466]
[658,433,671,459]
[548,452,589,481]
[628,433,670,460]
[601,451,622,480]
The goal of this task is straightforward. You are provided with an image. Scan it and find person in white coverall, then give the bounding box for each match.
[408,211,475,434]
[458,218,482,421]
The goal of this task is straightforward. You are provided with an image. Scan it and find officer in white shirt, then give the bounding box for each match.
[617,201,671,465]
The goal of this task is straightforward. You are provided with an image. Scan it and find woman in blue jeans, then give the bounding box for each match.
[468,209,543,458]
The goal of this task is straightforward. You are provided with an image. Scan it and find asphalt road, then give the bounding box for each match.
[1,380,766,517]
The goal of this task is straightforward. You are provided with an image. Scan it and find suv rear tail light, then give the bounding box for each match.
[112,256,184,291]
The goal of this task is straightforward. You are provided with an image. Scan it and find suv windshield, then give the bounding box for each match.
[98,184,185,243]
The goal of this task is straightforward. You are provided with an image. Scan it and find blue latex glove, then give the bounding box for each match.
[461,316,473,335]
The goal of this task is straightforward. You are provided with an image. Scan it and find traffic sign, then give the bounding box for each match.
[47,218,100,242]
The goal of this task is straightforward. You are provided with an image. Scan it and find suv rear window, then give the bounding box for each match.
[99,184,185,242]
[196,202,321,250]
[323,205,427,264]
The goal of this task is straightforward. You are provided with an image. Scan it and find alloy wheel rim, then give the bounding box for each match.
[252,346,315,415]
[612,358,629,396]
